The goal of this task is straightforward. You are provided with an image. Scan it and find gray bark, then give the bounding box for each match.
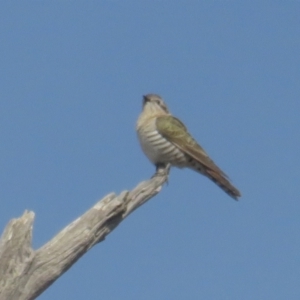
[0,166,169,300]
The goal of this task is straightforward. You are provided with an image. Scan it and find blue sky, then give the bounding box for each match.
[1,2,300,299]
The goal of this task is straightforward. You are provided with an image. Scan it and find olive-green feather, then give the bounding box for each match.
[156,115,228,178]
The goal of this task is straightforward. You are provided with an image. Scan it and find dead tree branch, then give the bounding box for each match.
[0,165,170,300]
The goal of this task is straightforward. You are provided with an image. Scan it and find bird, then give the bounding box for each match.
[136,94,241,200]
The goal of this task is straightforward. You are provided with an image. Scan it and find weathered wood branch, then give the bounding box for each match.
[0,165,170,300]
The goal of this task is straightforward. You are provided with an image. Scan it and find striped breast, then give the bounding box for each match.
[137,118,186,166]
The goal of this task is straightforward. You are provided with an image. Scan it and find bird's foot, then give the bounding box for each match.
[153,163,171,184]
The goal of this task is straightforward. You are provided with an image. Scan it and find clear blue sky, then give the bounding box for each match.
[1,2,299,299]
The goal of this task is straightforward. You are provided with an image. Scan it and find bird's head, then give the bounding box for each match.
[142,94,169,114]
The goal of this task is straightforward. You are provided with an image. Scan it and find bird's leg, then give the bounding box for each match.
[153,163,170,184]
[155,162,166,174]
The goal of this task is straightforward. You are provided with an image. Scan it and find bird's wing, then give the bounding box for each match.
[156,115,228,178]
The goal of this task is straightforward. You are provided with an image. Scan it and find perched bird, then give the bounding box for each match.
[136,94,241,200]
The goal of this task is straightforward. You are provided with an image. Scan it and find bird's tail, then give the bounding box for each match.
[188,157,241,200]
[205,169,241,200]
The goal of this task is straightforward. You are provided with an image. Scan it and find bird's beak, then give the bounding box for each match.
[142,95,148,106]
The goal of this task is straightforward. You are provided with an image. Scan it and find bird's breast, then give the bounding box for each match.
[137,123,186,166]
